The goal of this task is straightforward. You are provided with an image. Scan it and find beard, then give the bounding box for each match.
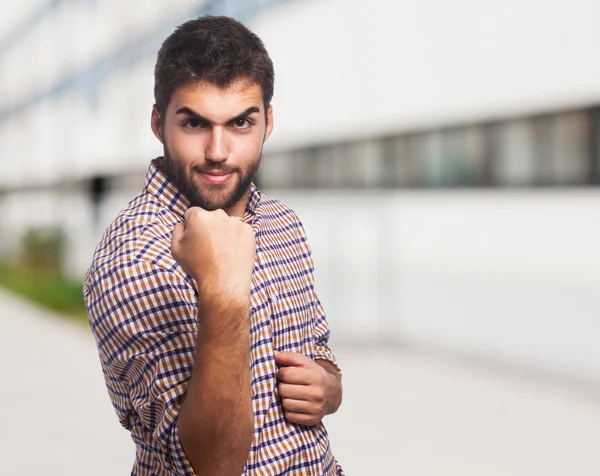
[161,146,261,211]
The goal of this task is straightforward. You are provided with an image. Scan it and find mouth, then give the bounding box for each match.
[199,171,234,185]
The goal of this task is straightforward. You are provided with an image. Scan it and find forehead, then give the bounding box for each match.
[168,80,264,117]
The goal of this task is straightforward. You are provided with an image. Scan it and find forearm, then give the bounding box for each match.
[315,359,343,415]
[178,297,253,475]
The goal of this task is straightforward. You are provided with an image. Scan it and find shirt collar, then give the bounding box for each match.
[144,157,261,221]
[245,181,261,221]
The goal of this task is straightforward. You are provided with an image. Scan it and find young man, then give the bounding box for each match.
[84,16,344,476]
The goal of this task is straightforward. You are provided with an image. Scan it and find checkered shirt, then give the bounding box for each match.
[84,160,344,475]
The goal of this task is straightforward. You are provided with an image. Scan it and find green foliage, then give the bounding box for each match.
[19,227,65,275]
[0,227,87,322]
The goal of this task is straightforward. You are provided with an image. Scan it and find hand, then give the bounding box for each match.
[171,207,256,303]
[274,351,339,426]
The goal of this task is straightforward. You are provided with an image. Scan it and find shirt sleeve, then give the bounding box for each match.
[86,260,198,475]
[312,291,341,375]
[292,214,342,375]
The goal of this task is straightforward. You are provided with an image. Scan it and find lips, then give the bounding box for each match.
[199,172,234,184]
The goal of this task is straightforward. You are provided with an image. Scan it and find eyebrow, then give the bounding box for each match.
[175,106,260,124]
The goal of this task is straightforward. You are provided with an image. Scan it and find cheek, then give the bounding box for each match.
[169,128,207,159]
[230,131,264,160]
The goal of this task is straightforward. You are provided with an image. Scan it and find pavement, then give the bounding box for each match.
[1,288,599,475]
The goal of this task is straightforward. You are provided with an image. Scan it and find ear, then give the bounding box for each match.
[264,104,274,142]
[151,105,164,143]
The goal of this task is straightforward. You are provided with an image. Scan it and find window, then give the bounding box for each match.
[492,119,537,186]
[380,135,415,187]
[548,112,591,185]
[412,127,486,187]
[260,108,597,189]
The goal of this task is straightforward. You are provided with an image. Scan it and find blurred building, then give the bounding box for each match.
[1,0,599,386]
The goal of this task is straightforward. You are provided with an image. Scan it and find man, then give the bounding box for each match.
[84,15,344,476]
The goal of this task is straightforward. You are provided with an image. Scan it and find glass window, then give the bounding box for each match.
[492,119,537,186]
[548,112,591,185]
[314,145,337,188]
[442,127,487,186]
[380,135,415,187]
[532,115,554,185]
[594,109,600,184]
[298,148,321,188]
[291,146,339,188]
[261,110,595,189]
[343,141,384,188]
[311,141,382,188]
[412,127,487,187]
[412,132,443,186]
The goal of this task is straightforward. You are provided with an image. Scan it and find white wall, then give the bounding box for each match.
[274,188,600,385]
[256,0,600,150]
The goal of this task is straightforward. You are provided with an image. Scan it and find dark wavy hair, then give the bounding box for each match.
[154,15,275,116]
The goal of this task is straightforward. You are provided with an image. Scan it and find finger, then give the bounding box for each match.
[284,411,320,427]
[277,366,312,385]
[281,398,316,415]
[171,222,184,247]
[183,207,195,222]
[277,382,311,401]
[274,351,311,368]
[183,206,204,223]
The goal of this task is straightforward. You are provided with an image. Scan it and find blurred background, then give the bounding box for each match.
[1,0,599,474]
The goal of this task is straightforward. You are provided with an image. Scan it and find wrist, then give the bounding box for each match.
[325,371,342,415]
[199,284,250,311]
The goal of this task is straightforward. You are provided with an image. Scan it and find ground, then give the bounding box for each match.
[2,289,598,475]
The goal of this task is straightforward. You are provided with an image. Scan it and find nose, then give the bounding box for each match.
[205,126,229,163]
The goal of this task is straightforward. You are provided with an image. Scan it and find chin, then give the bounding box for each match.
[185,173,249,211]
[189,190,235,211]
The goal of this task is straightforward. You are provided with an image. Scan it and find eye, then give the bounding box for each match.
[183,118,205,129]
[232,117,251,130]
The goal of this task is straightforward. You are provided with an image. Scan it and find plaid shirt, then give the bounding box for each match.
[84,160,344,475]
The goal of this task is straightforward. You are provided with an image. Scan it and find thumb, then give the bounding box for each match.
[274,350,311,367]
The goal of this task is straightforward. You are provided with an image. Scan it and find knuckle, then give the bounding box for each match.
[186,207,199,218]
[313,389,325,403]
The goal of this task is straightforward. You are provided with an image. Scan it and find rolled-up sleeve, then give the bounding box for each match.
[86,260,198,475]
[291,214,342,376]
[312,292,341,375]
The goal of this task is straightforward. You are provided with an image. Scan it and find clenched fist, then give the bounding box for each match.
[171,207,256,306]
[275,351,340,427]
